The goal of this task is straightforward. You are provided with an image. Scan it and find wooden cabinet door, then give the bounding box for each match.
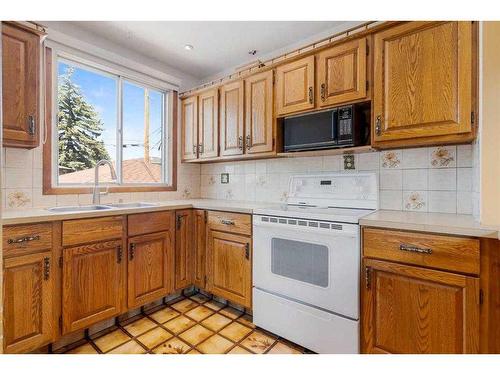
[245,70,274,154]
[181,96,198,161]
[220,81,244,156]
[2,23,40,148]
[361,258,480,354]
[175,209,194,290]
[276,55,315,116]
[317,38,367,107]
[207,230,251,308]
[62,240,124,334]
[198,88,219,159]
[193,210,207,289]
[372,22,473,146]
[3,252,54,353]
[128,231,174,308]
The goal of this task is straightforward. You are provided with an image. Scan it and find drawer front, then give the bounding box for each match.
[207,211,251,236]
[363,227,480,275]
[3,223,53,257]
[62,216,123,247]
[128,210,174,237]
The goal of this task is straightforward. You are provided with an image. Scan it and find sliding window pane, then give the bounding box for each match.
[57,60,118,185]
[122,80,164,184]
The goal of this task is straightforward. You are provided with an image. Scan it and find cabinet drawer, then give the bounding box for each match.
[62,216,123,247]
[363,227,480,275]
[128,210,174,237]
[3,223,53,258]
[207,211,251,236]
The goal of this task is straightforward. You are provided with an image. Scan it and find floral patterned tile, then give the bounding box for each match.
[153,338,190,354]
[380,150,402,169]
[403,191,428,212]
[240,330,277,354]
[196,334,233,354]
[429,146,456,168]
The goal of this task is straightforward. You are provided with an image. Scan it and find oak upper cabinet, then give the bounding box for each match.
[174,209,194,290]
[317,37,368,107]
[198,88,219,159]
[362,258,480,354]
[193,210,207,289]
[220,81,245,156]
[372,21,474,147]
[245,70,274,154]
[3,252,54,353]
[206,211,252,308]
[276,55,315,116]
[2,22,42,148]
[181,95,198,161]
[128,231,174,308]
[62,240,125,334]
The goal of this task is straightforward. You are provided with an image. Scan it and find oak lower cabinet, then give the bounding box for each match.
[362,259,480,353]
[3,252,55,353]
[128,231,174,308]
[62,240,125,334]
[174,209,194,290]
[206,212,252,309]
[372,21,475,148]
[193,210,207,289]
[2,22,43,148]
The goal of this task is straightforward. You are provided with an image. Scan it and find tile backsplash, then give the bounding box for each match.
[1,143,476,215]
[200,145,475,215]
[1,146,201,210]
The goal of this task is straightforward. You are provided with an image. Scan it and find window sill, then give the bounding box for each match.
[43,184,176,195]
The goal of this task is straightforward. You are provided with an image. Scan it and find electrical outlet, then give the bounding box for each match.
[221,173,229,184]
[343,155,355,170]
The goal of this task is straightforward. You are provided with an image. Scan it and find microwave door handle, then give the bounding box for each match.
[332,110,338,144]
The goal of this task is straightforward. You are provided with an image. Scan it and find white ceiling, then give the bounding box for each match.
[62,21,358,80]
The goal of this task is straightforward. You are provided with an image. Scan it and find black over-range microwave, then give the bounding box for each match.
[283,104,370,152]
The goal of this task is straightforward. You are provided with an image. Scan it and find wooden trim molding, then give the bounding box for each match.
[42,47,178,195]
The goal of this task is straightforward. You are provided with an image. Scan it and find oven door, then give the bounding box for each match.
[253,215,360,319]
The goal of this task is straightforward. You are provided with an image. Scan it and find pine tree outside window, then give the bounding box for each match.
[51,56,173,190]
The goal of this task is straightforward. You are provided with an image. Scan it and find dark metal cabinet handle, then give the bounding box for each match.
[129,243,136,260]
[193,145,197,155]
[245,135,251,150]
[28,115,36,136]
[375,115,382,136]
[44,257,50,280]
[308,86,313,104]
[220,219,235,226]
[176,214,186,230]
[117,245,122,264]
[320,83,326,102]
[198,143,204,154]
[365,266,371,290]
[238,136,243,150]
[8,235,40,245]
[245,243,250,260]
[399,244,432,255]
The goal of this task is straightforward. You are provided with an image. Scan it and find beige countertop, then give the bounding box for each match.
[3,200,499,239]
[360,210,500,239]
[1,199,272,225]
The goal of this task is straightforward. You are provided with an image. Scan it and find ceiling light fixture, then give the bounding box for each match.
[184,44,194,51]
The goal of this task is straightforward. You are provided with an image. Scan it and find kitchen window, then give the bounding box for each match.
[43,50,177,194]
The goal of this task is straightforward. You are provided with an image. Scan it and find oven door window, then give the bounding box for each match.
[271,238,329,288]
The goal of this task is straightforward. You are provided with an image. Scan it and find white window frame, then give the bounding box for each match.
[50,49,174,188]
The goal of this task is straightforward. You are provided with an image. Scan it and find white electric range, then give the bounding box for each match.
[252,173,378,354]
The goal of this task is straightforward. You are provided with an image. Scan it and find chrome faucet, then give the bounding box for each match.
[92,160,117,205]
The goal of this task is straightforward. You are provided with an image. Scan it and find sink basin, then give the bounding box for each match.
[107,202,159,208]
[47,205,113,213]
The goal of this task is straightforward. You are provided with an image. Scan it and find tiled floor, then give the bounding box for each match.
[60,293,309,354]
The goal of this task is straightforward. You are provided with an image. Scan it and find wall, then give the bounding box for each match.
[0,21,4,354]
[201,145,474,214]
[480,22,500,226]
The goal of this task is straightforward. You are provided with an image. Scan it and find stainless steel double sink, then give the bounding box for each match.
[46,202,159,213]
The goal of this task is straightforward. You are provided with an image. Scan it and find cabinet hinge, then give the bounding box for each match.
[176,214,183,230]
[479,289,484,305]
[245,243,250,260]
[471,111,475,124]
[58,256,63,268]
